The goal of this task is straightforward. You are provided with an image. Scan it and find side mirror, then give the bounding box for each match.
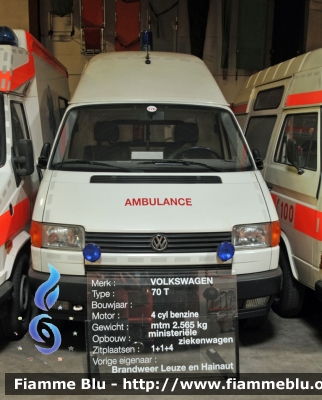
[286,139,304,175]
[251,148,263,170]
[38,142,51,169]
[13,139,34,176]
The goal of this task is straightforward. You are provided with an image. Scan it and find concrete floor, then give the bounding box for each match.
[0,291,322,399]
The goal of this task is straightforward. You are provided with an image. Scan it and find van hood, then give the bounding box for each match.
[41,171,271,232]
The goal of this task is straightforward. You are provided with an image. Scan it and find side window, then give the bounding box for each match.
[254,86,284,111]
[245,116,277,158]
[275,113,318,171]
[10,102,29,156]
[58,97,68,121]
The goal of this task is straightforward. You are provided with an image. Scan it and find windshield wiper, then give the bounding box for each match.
[52,160,132,172]
[139,159,220,172]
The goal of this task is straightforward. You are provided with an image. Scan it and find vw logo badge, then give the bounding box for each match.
[150,234,168,252]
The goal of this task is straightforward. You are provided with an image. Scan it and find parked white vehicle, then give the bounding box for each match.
[233,48,322,317]
[29,51,281,329]
[0,27,69,339]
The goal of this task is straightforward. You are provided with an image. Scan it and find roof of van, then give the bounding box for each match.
[0,29,68,93]
[70,51,228,106]
[239,48,322,91]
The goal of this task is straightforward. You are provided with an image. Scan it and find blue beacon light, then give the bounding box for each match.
[140,30,153,51]
[0,26,18,46]
[217,241,235,262]
[83,243,101,262]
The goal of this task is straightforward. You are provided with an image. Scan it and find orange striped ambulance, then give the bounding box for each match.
[0,27,69,339]
[233,48,322,317]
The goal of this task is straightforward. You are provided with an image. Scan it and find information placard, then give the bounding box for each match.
[86,268,238,378]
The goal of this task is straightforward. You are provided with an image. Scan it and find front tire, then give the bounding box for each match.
[0,253,31,340]
[272,247,306,317]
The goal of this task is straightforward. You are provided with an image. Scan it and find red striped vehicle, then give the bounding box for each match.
[233,48,322,317]
[0,27,69,339]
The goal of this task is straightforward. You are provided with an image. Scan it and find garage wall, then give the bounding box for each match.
[306,0,322,52]
[203,0,274,104]
[0,0,29,31]
[1,0,322,103]
[38,0,192,97]
[39,0,91,98]
[0,0,276,102]
[37,0,264,102]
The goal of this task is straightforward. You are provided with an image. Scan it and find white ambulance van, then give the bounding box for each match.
[0,27,69,339]
[233,48,322,317]
[29,51,281,329]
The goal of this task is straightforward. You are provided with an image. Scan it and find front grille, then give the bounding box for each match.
[85,264,232,273]
[85,232,232,253]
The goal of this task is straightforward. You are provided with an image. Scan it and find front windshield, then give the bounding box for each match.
[51,104,254,173]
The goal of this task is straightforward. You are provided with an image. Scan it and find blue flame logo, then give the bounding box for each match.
[29,314,61,355]
[29,264,61,355]
[34,264,60,311]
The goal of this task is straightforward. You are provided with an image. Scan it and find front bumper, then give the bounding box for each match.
[29,266,282,321]
[237,267,281,319]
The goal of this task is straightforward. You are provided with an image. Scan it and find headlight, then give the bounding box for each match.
[233,223,279,248]
[42,224,84,250]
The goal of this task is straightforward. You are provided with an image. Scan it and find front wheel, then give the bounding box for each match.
[271,248,306,317]
[0,253,31,340]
